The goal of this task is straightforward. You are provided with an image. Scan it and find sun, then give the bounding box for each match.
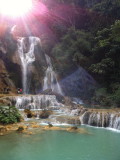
[0,0,33,17]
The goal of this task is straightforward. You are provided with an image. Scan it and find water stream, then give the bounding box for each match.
[43,54,63,95]
[17,37,63,95]
[11,95,64,110]
[80,111,120,130]
[17,37,40,94]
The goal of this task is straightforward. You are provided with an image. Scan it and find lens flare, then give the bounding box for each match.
[0,0,32,17]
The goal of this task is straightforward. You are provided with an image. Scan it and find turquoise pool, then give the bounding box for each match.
[0,126,120,160]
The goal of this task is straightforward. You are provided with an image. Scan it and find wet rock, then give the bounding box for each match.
[63,97,73,106]
[42,125,89,134]
[48,123,53,128]
[39,110,52,119]
[17,126,24,132]
[26,131,33,135]
[66,127,89,134]
[0,99,11,106]
[0,126,7,132]
[70,126,78,130]
[24,109,34,118]
[31,124,40,128]
[41,89,52,95]
[41,89,64,103]
[0,126,8,136]
[67,126,78,131]
[43,126,62,131]
[17,126,27,132]
[0,133,4,136]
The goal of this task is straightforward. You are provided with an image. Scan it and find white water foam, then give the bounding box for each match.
[17,37,40,94]
[43,54,63,95]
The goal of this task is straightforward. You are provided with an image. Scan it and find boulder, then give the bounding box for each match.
[17,125,28,132]
[39,110,52,119]
[24,109,34,118]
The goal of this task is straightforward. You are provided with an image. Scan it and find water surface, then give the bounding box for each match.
[0,126,120,160]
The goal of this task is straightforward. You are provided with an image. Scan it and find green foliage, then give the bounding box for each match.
[111,20,120,42]
[89,58,114,74]
[93,0,120,18]
[52,19,120,107]
[52,28,93,76]
[93,84,120,107]
[109,84,120,107]
[92,88,112,106]
[89,20,120,85]
[0,106,21,124]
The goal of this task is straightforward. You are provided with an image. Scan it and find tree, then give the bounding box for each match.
[52,27,93,76]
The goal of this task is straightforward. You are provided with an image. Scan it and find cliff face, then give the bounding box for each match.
[0,29,20,93]
[0,54,17,93]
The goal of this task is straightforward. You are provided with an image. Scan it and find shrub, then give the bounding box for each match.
[110,87,120,107]
[0,106,21,124]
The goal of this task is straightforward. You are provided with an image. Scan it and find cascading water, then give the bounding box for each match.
[43,54,63,95]
[17,37,40,94]
[4,94,120,130]
[10,95,64,110]
[17,36,62,95]
[79,110,120,130]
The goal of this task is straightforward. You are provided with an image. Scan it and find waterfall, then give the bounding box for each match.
[80,110,120,130]
[10,95,64,110]
[43,54,63,95]
[17,36,63,95]
[17,37,40,94]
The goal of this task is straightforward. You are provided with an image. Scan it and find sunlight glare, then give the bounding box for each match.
[0,0,32,17]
